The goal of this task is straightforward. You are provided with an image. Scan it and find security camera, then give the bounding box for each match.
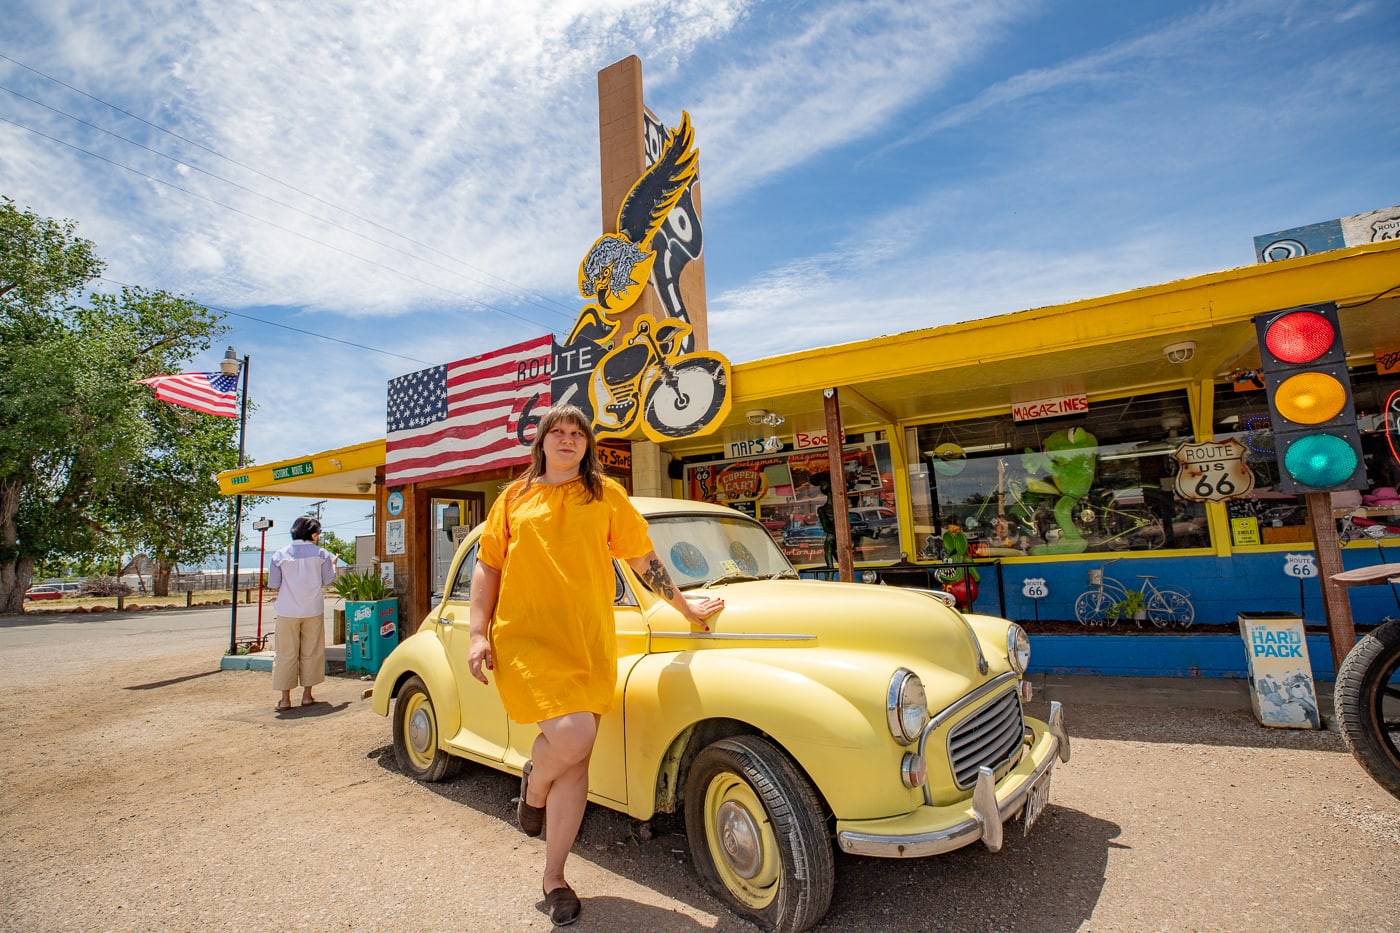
[1163,341,1196,364]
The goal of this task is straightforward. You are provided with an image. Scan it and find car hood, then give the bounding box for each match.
[653,578,1007,682]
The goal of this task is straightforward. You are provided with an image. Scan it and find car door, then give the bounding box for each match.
[436,542,510,761]
[497,562,648,807]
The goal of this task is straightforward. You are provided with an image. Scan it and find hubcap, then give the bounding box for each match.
[716,800,762,878]
[704,772,780,908]
[408,706,432,756]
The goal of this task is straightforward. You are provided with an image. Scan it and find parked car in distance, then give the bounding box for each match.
[23,582,82,601]
[849,505,898,539]
[372,497,1068,932]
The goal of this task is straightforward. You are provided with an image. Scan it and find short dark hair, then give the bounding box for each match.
[291,516,321,541]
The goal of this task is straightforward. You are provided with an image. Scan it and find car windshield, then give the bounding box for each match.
[647,513,798,590]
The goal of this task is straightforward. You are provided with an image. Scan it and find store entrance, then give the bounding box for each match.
[430,491,485,600]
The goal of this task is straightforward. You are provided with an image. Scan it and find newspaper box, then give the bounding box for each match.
[1238,612,1320,729]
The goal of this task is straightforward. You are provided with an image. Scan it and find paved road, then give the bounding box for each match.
[0,606,1396,932]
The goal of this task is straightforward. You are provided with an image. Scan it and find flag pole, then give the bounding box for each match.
[225,349,250,654]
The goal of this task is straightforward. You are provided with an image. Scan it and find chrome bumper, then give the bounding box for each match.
[837,701,1070,858]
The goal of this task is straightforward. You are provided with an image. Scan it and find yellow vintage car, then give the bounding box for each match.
[371,497,1069,932]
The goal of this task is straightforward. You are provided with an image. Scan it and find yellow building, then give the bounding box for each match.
[220,237,1400,673]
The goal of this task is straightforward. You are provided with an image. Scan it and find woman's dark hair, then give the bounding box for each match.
[291,516,322,541]
[520,403,603,501]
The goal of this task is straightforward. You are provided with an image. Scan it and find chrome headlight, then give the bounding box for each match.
[1007,623,1031,674]
[886,668,928,745]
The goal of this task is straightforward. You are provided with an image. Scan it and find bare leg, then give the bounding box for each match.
[526,712,599,892]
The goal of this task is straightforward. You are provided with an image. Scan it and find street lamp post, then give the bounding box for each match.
[223,347,250,655]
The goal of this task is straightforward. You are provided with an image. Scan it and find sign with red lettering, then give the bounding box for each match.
[793,429,846,450]
[1011,393,1089,422]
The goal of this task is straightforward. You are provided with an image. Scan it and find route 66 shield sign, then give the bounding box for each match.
[1173,438,1256,502]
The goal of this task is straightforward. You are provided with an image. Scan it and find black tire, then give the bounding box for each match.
[1334,619,1400,800]
[391,675,462,782]
[684,735,834,932]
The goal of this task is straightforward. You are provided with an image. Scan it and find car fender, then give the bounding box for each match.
[370,626,461,739]
[623,648,924,822]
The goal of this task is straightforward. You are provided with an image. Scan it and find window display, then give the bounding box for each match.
[683,439,899,567]
[910,391,1210,558]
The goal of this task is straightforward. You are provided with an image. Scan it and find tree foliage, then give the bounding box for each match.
[1,197,232,610]
[318,530,357,568]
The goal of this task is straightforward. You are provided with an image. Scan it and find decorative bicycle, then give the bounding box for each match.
[1074,560,1194,628]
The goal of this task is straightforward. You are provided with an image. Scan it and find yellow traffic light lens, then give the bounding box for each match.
[1265,310,1335,363]
[1273,372,1347,424]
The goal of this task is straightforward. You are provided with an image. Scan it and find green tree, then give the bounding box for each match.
[103,401,243,596]
[318,530,357,568]
[0,197,227,612]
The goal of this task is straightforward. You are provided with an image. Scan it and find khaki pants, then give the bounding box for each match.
[272,614,326,691]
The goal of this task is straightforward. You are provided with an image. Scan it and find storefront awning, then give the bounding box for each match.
[216,439,385,499]
[658,239,1400,455]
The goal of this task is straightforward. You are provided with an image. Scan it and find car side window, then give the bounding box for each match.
[614,563,637,607]
[449,543,478,600]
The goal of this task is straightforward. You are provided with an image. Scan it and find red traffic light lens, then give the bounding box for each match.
[1264,310,1336,363]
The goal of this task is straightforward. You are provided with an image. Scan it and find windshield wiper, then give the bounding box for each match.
[696,570,765,589]
[766,571,800,580]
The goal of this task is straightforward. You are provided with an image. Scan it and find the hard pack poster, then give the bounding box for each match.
[1239,615,1320,729]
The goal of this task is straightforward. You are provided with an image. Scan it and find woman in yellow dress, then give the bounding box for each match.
[466,403,723,926]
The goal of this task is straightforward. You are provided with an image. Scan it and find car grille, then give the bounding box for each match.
[947,688,1025,789]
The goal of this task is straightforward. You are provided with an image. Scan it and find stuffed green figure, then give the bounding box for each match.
[938,528,980,610]
[1021,426,1098,555]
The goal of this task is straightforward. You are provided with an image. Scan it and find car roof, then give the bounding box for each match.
[631,497,751,520]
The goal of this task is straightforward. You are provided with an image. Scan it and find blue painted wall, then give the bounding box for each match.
[991,549,1399,629]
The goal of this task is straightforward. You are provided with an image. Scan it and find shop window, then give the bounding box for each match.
[1214,365,1400,546]
[682,438,900,567]
[909,390,1210,558]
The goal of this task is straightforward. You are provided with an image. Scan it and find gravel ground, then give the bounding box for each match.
[0,607,1396,932]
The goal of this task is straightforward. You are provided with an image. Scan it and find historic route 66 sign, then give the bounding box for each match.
[1173,438,1256,502]
[1021,577,1049,599]
[1283,553,1318,578]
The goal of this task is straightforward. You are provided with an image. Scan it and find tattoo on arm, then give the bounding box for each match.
[642,558,677,601]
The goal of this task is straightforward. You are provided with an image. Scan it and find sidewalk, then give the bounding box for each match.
[1029,671,1336,721]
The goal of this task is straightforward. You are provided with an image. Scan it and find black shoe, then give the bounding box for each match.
[518,760,545,837]
[544,885,580,926]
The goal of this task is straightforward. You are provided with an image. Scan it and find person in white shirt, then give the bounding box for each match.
[267,516,337,712]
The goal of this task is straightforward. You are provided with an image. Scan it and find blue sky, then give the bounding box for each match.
[3,0,1397,547]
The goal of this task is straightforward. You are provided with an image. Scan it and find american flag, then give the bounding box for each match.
[137,372,239,417]
[385,335,554,484]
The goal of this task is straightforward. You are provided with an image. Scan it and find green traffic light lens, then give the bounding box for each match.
[1265,310,1335,363]
[1283,434,1359,488]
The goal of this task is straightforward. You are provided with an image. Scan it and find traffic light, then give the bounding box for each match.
[1254,302,1366,493]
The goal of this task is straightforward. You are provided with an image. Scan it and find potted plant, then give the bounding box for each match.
[331,568,394,602]
[1105,589,1147,625]
[332,569,398,674]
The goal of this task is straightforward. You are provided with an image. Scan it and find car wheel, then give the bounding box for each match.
[392,675,462,782]
[1334,619,1400,800]
[684,735,833,932]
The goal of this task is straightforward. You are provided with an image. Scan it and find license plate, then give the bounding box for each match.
[1022,770,1052,836]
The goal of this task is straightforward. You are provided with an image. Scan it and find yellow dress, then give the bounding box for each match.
[477,476,652,723]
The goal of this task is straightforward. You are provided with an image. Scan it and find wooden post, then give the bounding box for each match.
[823,388,854,583]
[1305,491,1355,669]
